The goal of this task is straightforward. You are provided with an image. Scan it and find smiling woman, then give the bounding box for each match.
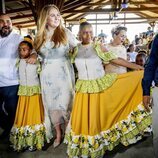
[34,4,78,148]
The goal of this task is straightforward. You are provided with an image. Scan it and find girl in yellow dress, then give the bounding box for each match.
[10,36,49,151]
[64,19,152,158]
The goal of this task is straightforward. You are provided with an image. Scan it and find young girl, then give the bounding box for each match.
[10,36,49,151]
[65,20,151,158]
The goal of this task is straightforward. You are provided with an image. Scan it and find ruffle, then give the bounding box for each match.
[10,124,48,151]
[75,74,117,93]
[18,85,41,96]
[94,42,117,64]
[64,104,152,158]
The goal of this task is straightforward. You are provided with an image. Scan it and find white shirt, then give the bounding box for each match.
[0,32,23,87]
[127,52,138,62]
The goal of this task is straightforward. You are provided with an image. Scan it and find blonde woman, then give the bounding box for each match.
[34,4,78,148]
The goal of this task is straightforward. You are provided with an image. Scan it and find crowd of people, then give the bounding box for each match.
[0,4,158,158]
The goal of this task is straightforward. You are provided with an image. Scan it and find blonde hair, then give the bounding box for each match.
[34,4,67,52]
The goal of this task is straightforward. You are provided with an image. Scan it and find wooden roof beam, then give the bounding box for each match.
[64,0,79,8]
[62,7,158,14]
[10,14,33,20]
[5,0,23,2]
[62,0,90,12]
[63,8,120,14]
[19,24,36,28]
[13,20,35,25]
[66,17,158,22]
[6,7,31,14]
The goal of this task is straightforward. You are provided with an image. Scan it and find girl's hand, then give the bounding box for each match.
[134,64,144,70]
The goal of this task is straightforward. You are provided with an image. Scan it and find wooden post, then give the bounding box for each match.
[0,0,6,14]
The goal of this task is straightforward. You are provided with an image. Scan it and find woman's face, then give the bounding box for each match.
[47,8,61,29]
[80,26,93,44]
[113,30,126,45]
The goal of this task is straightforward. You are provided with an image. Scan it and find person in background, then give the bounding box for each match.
[127,44,138,62]
[146,26,153,36]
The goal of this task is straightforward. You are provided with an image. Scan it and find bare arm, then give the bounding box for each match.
[111,57,144,70]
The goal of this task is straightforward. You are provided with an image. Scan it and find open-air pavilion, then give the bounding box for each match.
[0,0,157,158]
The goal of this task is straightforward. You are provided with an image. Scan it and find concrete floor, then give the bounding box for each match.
[0,136,154,158]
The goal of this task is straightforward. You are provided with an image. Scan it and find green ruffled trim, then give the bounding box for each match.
[75,73,117,93]
[18,85,41,96]
[64,104,152,158]
[36,60,41,74]
[70,47,78,63]
[94,42,117,64]
[70,42,117,64]
[10,124,47,151]
[16,58,20,68]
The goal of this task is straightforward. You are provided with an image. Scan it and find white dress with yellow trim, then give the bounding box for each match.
[64,42,151,158]
[10,59,50,151]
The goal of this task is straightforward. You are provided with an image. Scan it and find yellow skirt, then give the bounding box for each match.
[10,94,46,151]
[65,71,152,158]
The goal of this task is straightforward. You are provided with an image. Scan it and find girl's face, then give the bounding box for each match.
[47,8,61,29]
[113,30,126,45]
[129,45,135,52]
[80,26,93,44]
[136,56,145,67]
[19,44,31,59]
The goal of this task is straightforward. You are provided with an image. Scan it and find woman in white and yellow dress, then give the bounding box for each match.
[10,36,49,151]
[64,19,151,158]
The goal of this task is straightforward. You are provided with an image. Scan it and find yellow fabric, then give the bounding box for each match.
[14,94,44,127]
[71,71,144,136]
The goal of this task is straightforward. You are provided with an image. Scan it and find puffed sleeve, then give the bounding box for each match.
[94,42,117,64]
[65,28,78,49]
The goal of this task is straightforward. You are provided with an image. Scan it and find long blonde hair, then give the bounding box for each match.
[34,4,67,52]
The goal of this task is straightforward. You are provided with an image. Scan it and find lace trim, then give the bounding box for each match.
[70,42,117,64]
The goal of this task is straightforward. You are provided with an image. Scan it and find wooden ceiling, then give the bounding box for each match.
[2,0,158,28]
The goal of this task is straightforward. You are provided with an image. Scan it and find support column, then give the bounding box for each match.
[149,21,156,31]
[0,0,6,14]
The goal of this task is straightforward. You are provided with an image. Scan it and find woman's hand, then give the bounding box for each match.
[26,53,37,64]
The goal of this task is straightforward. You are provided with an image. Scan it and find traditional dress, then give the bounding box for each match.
[64,42,151,158]
[10,59,48,151]
[105,44,127,74]
[39,29,77,127]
